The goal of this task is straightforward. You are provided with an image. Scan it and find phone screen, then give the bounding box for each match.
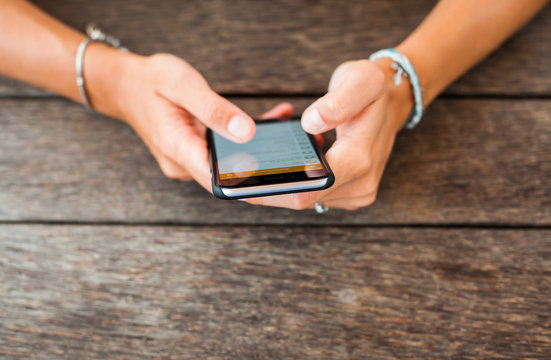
[212,119,325,182]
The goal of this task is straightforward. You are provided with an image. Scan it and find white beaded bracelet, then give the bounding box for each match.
[369,48,423,129]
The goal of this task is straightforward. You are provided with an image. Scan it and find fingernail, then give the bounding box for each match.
[302,108,326,134]
[227,115,253,141]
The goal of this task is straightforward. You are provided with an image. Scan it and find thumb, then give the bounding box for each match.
[155,55,256,143]
[176,84,256,144]
[301,60,384,134]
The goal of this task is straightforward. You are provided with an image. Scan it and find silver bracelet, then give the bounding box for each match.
[75,38,100,112]
[75,24,126,112]
[369,48,424,129]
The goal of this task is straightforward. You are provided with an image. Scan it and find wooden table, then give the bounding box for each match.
[1,1,550,358]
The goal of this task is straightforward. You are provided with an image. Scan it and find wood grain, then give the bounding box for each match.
[1,97,550,225]
[1,225,550,359]
[1,2,549,358]
[1,0,550,96]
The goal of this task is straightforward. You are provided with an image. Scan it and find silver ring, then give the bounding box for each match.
[314,202,329,214]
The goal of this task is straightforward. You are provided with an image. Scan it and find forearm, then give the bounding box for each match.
[0,0,135,118]
[396,0,549,106]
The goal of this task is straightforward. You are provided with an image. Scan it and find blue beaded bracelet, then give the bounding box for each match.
[369,48,423,129]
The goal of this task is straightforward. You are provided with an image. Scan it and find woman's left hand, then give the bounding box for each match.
[247,59,414,210]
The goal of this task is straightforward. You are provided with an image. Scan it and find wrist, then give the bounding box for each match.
[83,43,143,120]
[373,58,415,133]
[395,42,434,107]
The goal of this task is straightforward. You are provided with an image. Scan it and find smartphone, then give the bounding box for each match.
[207,117,335,200]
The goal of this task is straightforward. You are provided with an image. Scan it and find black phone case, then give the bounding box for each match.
[210,166,335,200]
[207,124,335,200]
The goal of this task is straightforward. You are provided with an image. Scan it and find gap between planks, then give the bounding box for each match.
[2,93,551,100]
[0,220,550,230]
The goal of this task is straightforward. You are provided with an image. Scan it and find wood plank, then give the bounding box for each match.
[1,0,550,96]
[1,225,550,359]
[1,97,550,225]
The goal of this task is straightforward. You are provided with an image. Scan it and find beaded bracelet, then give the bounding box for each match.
[369,48,423,129]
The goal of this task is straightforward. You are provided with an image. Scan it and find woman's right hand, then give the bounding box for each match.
[88,49,259,190]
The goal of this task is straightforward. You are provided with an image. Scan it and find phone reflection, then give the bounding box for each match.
[305,168,322,178]
[218,152,259,186]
